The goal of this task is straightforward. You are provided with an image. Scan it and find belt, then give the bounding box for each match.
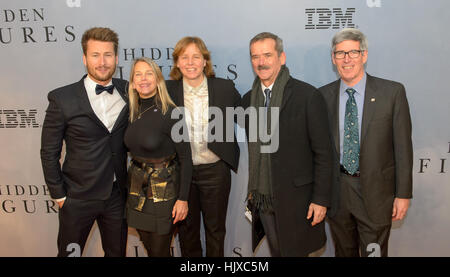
[129,154,178,211]
[340,165,360,177]
[131,154,176,170]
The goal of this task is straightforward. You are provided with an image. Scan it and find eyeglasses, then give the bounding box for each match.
[333,50,364,59]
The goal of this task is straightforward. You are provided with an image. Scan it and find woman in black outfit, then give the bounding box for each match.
[124,57,192,257]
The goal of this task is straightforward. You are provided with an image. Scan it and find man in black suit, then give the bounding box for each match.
[241,32,334,256]
[319,28,413,257]
[166,37,241,257]
[40,27,129,257]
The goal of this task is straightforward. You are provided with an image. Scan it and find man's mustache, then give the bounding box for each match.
[258,65,270,70]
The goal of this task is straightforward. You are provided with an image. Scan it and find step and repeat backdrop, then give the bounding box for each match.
[1,0,449,256]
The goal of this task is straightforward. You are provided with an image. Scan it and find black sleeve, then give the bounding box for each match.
[165,107,193,201]
[229,80,242,124]
[40,91,67,199]
[306,89,334,207]
[229,80,242,108]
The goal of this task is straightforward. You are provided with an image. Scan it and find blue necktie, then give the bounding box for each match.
[95,84,114,95]
[342,88,360,174]
[264,88,271,107]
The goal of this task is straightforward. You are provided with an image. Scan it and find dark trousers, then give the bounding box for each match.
[57,182,128,257]
[328,174,391,257]
[137,229,173,257]
[178,160,231,257]
[259,210,282,257]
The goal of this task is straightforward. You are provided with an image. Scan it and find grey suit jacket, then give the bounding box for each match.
[319,74,413,224]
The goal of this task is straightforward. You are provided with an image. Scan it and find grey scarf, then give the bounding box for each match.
[248,65,290,212]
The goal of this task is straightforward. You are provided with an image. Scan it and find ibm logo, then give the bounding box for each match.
[0,109,40,128]
[305,8,356,30]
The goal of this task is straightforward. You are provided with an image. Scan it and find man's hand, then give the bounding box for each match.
[56,198,66,209]
[392,198,410,221]
[307,203,327,226]
[172,200,188,224]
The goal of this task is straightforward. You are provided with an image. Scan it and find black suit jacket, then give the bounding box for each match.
[166,77,241,172]
[40,75,129,200]
[319,74,413,224]
[242,76,334,256]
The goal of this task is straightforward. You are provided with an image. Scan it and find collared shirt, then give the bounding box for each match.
[339,73,366,164]
[84,75,126,132]
[261,83,274,104]
[183,76,220,165]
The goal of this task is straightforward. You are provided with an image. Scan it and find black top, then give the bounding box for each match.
[124,96,192,200]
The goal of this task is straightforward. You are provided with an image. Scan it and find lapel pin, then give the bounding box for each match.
[371,98,376,102]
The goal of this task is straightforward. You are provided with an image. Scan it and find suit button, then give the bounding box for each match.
[112,152,116,156]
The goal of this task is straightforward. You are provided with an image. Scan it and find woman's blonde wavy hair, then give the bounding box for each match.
[128,57,176,122]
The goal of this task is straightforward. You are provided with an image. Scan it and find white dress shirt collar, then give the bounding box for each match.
[183,75,208,96]
[84,75,113,92]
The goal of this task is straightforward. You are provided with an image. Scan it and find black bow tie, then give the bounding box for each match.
[95,84,114,95]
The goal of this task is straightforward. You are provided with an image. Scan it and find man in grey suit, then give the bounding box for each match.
[319,28,413,257]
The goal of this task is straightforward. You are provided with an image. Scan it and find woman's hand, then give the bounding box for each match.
[172,200,188,224]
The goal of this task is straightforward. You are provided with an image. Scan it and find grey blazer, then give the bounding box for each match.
[319,74,413,224]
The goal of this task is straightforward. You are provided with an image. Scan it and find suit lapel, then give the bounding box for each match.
[361,74,377,148]
[207,77,216,109]
[113,78,129,102]
[110,78,129,132]
[75,76,110,132]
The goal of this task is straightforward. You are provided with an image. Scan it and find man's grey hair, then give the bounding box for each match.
[332,28,368,53]
[249,32,284,56]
